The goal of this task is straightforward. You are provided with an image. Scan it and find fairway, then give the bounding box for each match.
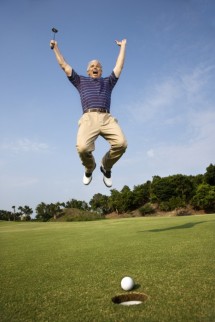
[0,215,215,322]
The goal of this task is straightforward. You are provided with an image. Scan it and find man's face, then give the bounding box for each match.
[87,60,102,78]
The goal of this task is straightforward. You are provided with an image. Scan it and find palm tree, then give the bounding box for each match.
[18,206,33,220]
[12,206,16,221]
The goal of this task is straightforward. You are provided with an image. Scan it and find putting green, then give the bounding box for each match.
[0,215,214,322]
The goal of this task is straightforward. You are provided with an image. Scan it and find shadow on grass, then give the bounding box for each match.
[140,221,208,233]
[133,283,141,290]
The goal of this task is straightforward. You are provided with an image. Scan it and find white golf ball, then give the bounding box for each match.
[121,276,134,291]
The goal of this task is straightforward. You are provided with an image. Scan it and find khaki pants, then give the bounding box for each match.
[76,112,127,173]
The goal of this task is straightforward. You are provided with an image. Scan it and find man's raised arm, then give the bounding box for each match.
[50,40,72,77]
[113,39,127,78]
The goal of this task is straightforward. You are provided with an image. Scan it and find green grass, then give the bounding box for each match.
[0,215,215,322]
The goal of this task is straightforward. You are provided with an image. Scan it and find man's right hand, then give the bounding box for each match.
[50,40,57,49]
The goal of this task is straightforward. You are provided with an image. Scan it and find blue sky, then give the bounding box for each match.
[0,0,215,214]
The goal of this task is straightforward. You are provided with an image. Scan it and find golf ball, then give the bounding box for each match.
[121,276,134,291]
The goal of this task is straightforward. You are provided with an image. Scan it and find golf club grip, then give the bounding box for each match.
[51,43,54,50]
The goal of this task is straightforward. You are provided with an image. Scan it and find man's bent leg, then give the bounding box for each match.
[101,115,127,171]
[76,114,99,173]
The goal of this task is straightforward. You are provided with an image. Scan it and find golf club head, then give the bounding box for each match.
[51,27,58,50]
[52,28,58,33]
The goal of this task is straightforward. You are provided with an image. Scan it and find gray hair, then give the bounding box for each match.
[87,60,102,72]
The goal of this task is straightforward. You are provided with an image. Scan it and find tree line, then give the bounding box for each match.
[1,164,214,222]
[0,206,33,221]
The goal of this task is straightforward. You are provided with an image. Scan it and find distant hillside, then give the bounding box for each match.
[49,208,104,222]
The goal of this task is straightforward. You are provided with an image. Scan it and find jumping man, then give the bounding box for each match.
[50,38,127,187]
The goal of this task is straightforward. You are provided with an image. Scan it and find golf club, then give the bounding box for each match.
[51,27,58,49]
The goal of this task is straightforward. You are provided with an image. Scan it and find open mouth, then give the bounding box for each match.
[93,70,98,75]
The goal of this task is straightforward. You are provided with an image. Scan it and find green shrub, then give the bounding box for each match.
[160,201,171,212]
[139,203,155,216]
[191,184,215,213]
[50,208,104,222]
[66,211,103,221]
[160,197,186,212]
[176,208,192,216]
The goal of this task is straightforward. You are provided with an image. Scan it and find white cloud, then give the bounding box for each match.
[0,138,49,153]
[181,68,205,95]
[180,65,215,105]
[129,78,181,123]
[151,139,214,176]
[122,65,215,179]
[143,108,215,175]
[1,175,39,188]
[128,64,215,125]
[147,149,154,158]
[190,108,215,140]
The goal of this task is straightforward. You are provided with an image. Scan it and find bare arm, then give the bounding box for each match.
[50,40,72,77]
[113,39,127,78]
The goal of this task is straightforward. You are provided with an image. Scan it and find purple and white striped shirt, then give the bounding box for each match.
[68,70,118,112]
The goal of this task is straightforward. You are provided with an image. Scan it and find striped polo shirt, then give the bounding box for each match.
[68,70,118,112]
